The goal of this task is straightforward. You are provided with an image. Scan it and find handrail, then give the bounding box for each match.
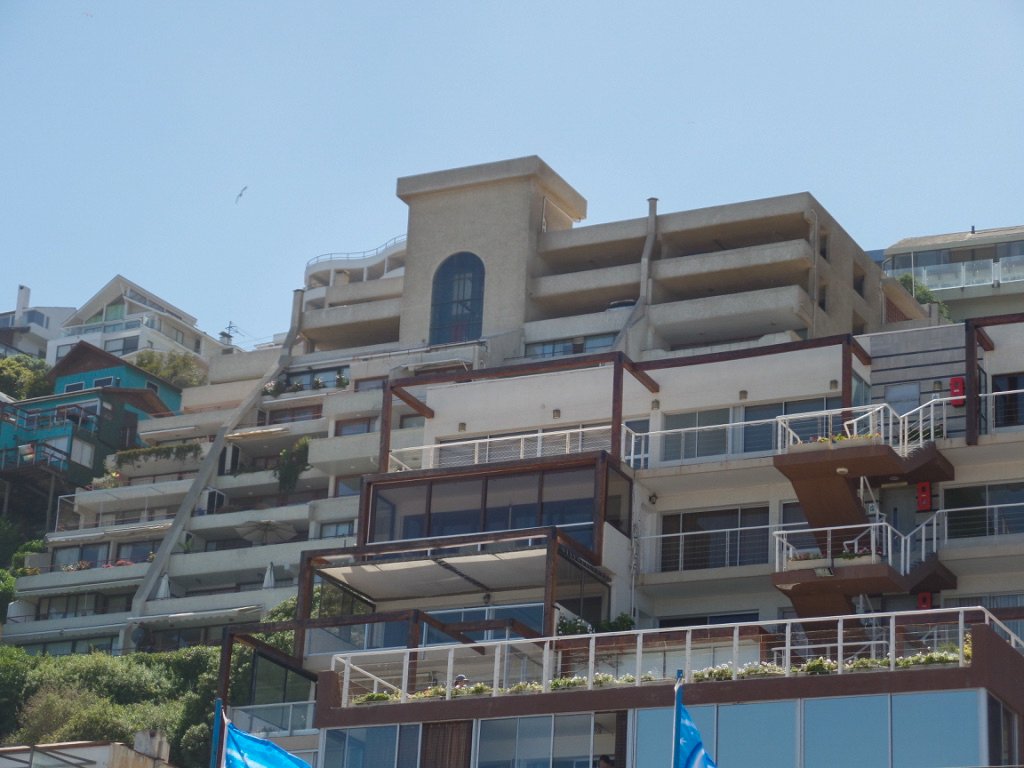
[388,425,611,472]
[306,235,407,267]
[330,606,1021,706]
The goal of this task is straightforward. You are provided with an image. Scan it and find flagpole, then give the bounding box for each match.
[672,669,683,768]
[210,697,225,768]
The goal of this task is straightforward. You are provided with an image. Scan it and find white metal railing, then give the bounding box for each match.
[776,501,1024,578]
[775,404,901,452]
[775,522,901,572]
[306,235,407,267]
[885,253,1024,291]
[330,607,1022,707]
[984,387,1024,433]
[228,701,315,736]
[388,425,611,472]
[639,522,806,575]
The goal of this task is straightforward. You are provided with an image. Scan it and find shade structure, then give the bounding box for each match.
[236,520,297,546]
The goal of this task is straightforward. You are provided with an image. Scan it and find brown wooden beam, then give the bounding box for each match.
[391,385,435,418]
[621,357,659,393]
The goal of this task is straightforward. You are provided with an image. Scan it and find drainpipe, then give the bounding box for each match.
[123,290,306,651]
[638,197,658,304]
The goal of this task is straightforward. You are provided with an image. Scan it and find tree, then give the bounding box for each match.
[898,273,951,321]
[132,350,207,388]
[0,355,50,399]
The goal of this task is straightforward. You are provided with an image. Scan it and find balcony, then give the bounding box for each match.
[648,284,813,348]
[304,237,407,291]
[652,238,815,299]
[300,299,402,349]
[167,538,313,581]
[3,609,132,640]
[884,252,1024,292]
[229,701,316,738]
[325,607,1019,709]
[638,522,806,578]
[388,425,611,472]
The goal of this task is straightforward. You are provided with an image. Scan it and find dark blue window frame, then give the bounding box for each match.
[430,252,484,345]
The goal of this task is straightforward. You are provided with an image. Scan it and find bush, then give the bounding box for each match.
[0,646,33,739]
[26,652,174,705]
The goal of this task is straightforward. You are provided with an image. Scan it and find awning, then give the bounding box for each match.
[319,548,553,602]
[134,604,262,628]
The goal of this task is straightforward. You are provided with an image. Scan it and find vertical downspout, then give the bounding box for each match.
[637,198,658,305]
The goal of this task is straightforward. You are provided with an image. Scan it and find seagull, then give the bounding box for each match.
[235,186,248,204]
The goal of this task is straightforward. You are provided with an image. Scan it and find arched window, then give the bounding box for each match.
[430,252,484,345]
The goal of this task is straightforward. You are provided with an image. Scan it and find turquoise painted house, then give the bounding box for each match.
[0,342,181,530]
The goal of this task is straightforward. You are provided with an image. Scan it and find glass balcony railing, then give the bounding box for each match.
[229,701,315,737]
[330,607,1022,707]
[884,253,1024,291]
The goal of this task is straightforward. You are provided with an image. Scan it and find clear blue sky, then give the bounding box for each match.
[2,1,1021,349]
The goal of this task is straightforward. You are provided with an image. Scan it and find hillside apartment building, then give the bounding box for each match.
[3,157,1023,767]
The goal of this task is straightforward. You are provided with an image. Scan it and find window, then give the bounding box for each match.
[63,381,85,393]
[116,540,161,563]
[53,543,108,569]
[264,404,322,425]
[660,506,770,571]
[334,476,361,497]
[742,396,843,452]
[335,417,374,436]
[354,377,386,392]
[662,408,730,461]
[103,336,139,355]
[993,372,1024,428]
[320,521,354,539]
[56,343,75,360]
[93,376,114,387]
[146,381,159,394]
[430,252,484,345]
[399,414,425,429]
[944,482,1024,538]
[525,333,617,359]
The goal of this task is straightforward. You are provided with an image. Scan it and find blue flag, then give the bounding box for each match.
[673,671,717,768]
[223,722,310,768]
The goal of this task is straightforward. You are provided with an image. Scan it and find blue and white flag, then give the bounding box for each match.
[222,722,310,768]
[673,671,717,768]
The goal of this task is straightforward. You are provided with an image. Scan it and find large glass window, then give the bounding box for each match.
[368,462,619,549]
[662,408,729,461]
[717,700,795,768]
[804,695,888,767]
[892,691,981,767]
[944,482,1024,538]
[660,506,770,571]
[430,252,484,345]
[993,372,1024,428]
[323,725,419,768]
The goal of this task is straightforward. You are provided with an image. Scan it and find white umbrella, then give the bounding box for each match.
[155,573,171,599]
[262,562,276,589]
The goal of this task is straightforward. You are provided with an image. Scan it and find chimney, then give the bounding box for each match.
[16,285,30,314]
[219,331,233,346]
[133,730,170,762]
